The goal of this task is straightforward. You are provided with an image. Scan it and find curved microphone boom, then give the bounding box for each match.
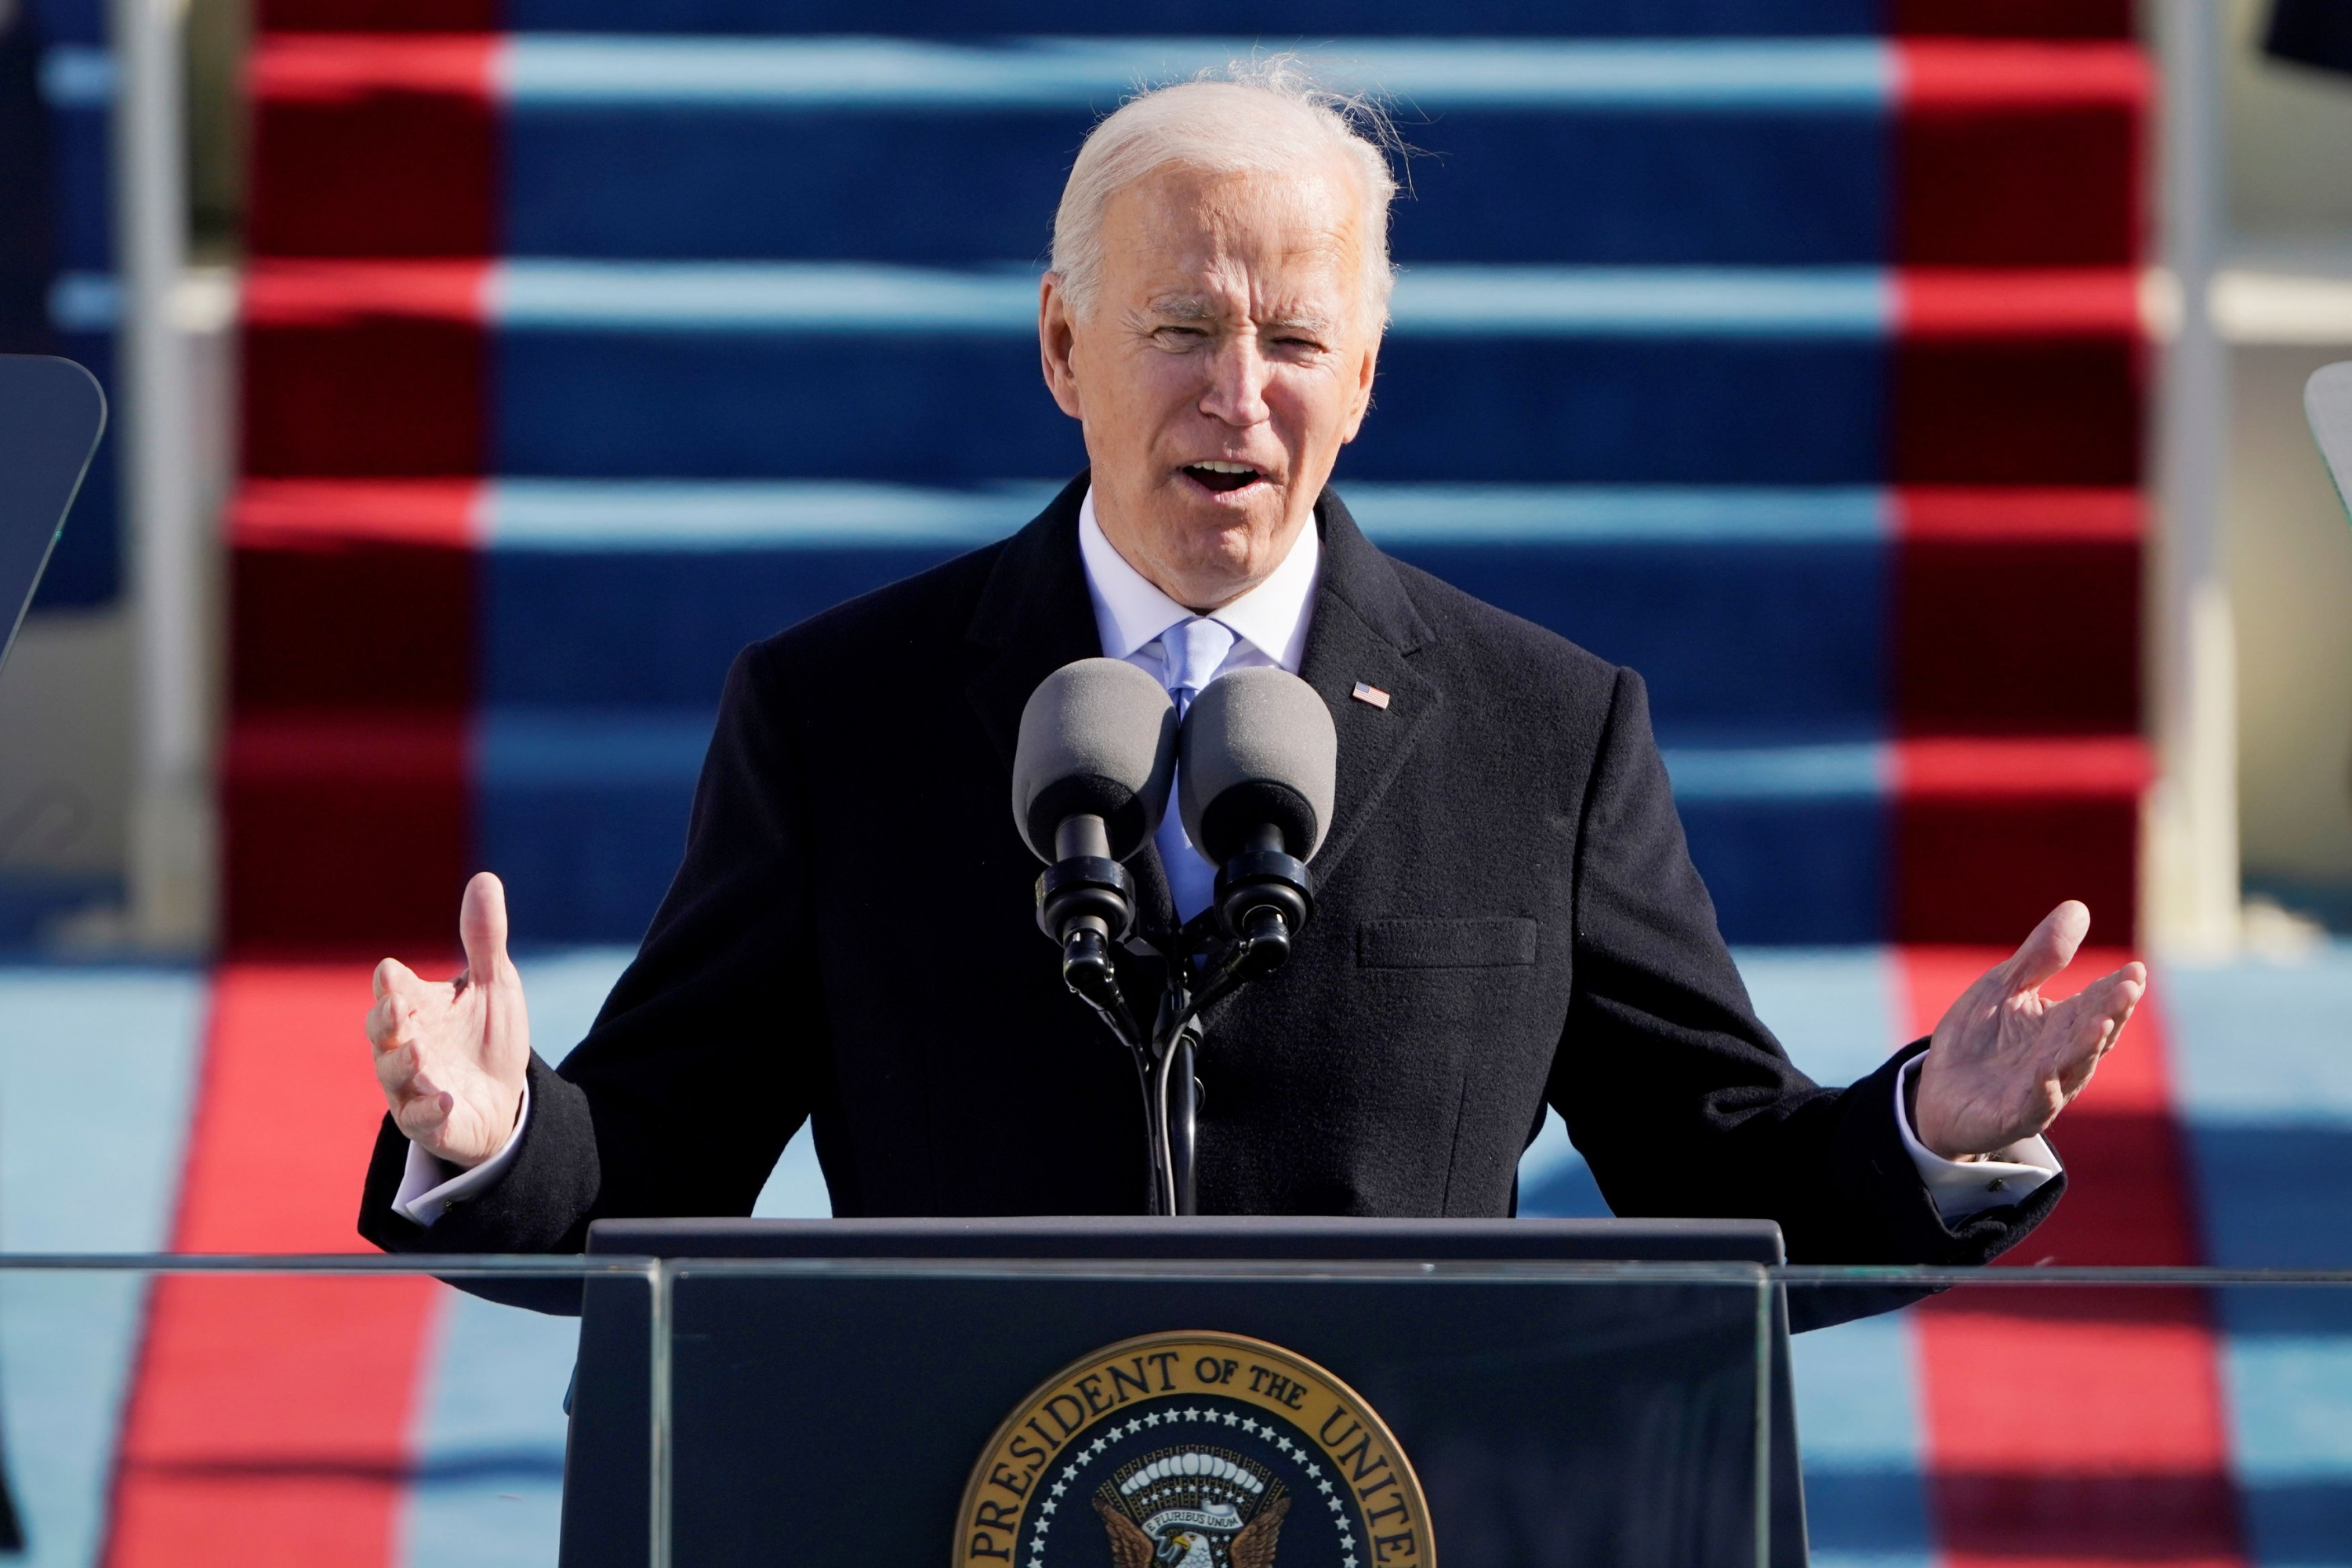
[1011,658,1179,1006]
[1176,666,1338,975]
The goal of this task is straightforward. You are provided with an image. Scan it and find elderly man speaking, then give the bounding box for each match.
[358,64,2144,1264]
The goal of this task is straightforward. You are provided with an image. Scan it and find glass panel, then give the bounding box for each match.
[2307,361,2352,524]
[0,354,107,670]
[0,1256,653,1568]
[1780,1268,2352,1568]
[664,1258,1774,1568]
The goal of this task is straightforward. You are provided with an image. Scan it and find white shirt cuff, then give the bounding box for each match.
[390,1084,530,1228]
[1896,1058,2060,1221]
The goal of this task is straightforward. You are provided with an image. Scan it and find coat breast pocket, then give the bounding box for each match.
[1356,917,1540,969]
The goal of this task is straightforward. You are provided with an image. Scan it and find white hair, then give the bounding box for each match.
[1049,56,1401,328]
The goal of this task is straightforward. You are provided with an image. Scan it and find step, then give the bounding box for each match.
[238,260,2145,486]
[256,0,2132,41]
[246,35,2143,269]
[219,711,2146,949]
[29,45,124,608]
[227,478,2142,739]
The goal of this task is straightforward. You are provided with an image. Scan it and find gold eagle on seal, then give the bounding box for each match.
[1091,1492,1290,1568]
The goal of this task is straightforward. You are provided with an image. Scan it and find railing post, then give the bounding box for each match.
[109,0,212,951]
[2149,0,2240,956]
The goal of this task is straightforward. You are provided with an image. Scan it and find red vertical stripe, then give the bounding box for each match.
[240,261,493,480]
[222,717,474,953]
[1889,272,2144,488]
[247,35,502,260]
[1891,42,2146,267]
[1890,739,2147,946]
[1892,0,2134,38]
[259,0,497,28]
[105,964,448,1568]
[1899,949,2245,1568]
[1890,488,2141,739]
[229,481,485,717]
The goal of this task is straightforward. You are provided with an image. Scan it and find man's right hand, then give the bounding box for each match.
[368,871,531,1170]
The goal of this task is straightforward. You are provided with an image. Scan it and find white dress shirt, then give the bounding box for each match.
[394,487,2056,1226]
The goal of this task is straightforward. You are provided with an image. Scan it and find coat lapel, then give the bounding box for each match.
[964,473,1102,768]
[1296,490,1440,887]
[964,473,1181,938]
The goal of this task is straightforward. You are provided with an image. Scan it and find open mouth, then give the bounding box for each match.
[1181,460,1266,495]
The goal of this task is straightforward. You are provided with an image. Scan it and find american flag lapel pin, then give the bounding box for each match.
[1351,681,1392,710]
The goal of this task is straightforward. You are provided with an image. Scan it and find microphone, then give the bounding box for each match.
[1176,666,1338,973]
[1011,658,1179,997]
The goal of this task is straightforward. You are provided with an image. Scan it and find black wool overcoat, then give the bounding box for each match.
[360,476,2060,1265]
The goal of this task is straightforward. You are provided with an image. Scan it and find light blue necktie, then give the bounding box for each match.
[1153,617,1236,921]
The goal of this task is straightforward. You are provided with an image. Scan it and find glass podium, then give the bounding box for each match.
[2310,360,2352,524]
[0,354,107,673]
[0,1254,2350,1565]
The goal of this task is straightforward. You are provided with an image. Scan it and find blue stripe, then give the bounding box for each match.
[38,45,114,109]
[503,36,1890,110]
[475,709,714,785]
[1787,1313,1928,1525]
[488,480,1058,548]
[396,1290,577,1568]
[2166,948,2352,1127]
[490,261,1894,337]
[47,273,118,335]
[492,262,1040,333]
[483,481,1888,548]
[504,0,1891,38]
[1348,485,1887,542]
[0,968,208,1568]
[1734,946,1903,1087]
[1661,742,1888,800]
[1395,267,1890,336]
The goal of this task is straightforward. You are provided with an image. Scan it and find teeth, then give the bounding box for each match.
[1192,461,1259,475]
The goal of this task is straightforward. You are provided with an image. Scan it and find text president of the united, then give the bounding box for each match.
[358,62,2146,1262]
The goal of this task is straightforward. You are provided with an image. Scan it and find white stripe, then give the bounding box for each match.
[492,261,1040,332]
[1393,267,1891,336]
[489,260,1895,336]
[1660,742,1890,800]
[489,480,1060,548]
[481,481,1887,549]
[502,36,1891,110]
[38,45,114,108]
[1346,484,1889,541]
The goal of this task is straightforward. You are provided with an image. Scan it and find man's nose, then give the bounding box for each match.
[1198,338,1272,427]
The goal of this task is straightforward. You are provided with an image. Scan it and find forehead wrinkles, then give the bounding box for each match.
[1109,163,1364,324]
[1134,240,1356,332]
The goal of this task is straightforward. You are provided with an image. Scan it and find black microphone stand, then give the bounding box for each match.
[1047,849,1309,1217]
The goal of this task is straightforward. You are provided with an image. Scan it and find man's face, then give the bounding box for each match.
[1040,159,1381,612]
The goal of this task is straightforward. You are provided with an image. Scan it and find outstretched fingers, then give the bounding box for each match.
[2043,961,2148,1091]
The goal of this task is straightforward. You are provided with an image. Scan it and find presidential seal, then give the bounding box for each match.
[956,1331,1431,1568]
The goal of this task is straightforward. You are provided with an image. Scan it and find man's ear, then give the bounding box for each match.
[1038,274,1085,422]
[1338,326,1382,445]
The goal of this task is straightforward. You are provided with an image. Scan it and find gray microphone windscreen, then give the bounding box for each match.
[1011,657,1179,862]
[1178,666,1339,865]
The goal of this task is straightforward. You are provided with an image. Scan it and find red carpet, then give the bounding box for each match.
[1902,951,2245,1568]
[103,964,444,1568]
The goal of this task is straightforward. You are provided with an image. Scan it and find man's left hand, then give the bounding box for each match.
[1912,900,2147,1161]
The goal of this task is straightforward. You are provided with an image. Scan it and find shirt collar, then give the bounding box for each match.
[1076,486,1321,673]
